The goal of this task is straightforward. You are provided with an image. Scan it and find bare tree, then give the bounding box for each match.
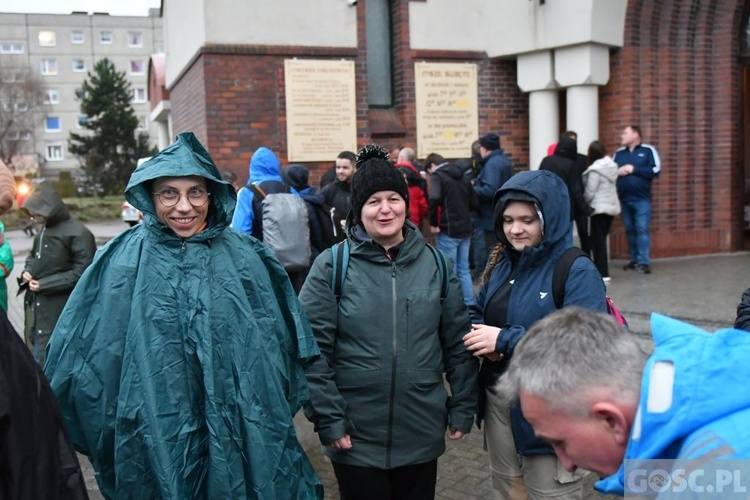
[0,63,46,174]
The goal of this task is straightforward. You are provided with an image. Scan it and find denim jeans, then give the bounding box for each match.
[619,198,652,265]
[437,233,474,306]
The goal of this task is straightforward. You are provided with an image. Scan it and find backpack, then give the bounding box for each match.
[308,200,338,250]
[552,247,629,328]
[250,184,311,272]
[330,240,448,303]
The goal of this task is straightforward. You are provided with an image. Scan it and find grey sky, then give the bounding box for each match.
[0,0,160,17]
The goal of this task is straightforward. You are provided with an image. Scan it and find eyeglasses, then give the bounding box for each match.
[153,187,211,207]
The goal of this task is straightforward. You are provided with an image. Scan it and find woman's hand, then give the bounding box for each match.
[463,324,502,358]
[447,428,464,440]
[329,435,352,450]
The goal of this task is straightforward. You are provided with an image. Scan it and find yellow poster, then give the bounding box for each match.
[414,62,478,159]
[285,59,357,162]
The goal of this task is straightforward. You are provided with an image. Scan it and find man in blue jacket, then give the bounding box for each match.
[472,133,512,273]
[230,146,286,238]
[614,125,661,274]
[503,308,750,497]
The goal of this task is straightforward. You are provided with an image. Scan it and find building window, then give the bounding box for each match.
[130,60,145,75]
[14,102,28,112]
[131,87,147,103]
[20,130,31,141]
[100,31,113,44]
[71,31,85,44]
[41,59,58,75]
[45,116,61,132]
[44,89,60,104]
[0,43,24,54]
[73,59,86,72]
[46,144,63,161]
[1,72,16,83]
[365,0,393,107]
[38,30,56,46]
[136,115,147,130]
[127,32,143,47]
[77,115,88,128]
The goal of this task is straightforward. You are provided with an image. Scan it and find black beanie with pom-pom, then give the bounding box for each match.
[350,144,409,223]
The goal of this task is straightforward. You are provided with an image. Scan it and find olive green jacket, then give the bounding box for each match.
[299,221,478,469]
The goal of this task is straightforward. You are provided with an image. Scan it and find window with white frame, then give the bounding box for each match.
[1,102,9,112]
[0,43,24,54]
[14,102,28,112]
[1,72,16,83]
[19,130,31,140]
[6,131,19,141]
[46,144,63,161]
[72,59,86,72]
[45,116,61,132]
[130,60,145,75]
[44,89,60,104]
[131,87,147,103]
[71,31,85,44]
[38,30,56,46]
[136,115,147,130]
[127,32,143,47]
[77,115,88,128]
[100,31,113,44]
[41,59,58,75]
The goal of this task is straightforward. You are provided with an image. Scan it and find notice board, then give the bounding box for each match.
[285,59,357,162]
[414,62,478,159]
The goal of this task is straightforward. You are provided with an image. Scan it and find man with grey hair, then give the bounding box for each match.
[501,307,750,496]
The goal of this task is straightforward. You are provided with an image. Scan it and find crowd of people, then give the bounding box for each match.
[0,127,748,500]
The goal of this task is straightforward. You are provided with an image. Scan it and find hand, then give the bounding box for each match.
[28,280,40,292]
[483,352,505,362]
[463,324,502,358]
[430,226,440,234]
[329,435,352,450]
[617,164,634,177]
[447,428,464,440]
[22,271,33,283]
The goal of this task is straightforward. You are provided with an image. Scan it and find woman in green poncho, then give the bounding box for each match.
[44,132,323,499]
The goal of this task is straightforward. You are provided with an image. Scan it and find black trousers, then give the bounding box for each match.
[575,212,590,255]
[589,214,614,278]
[332,459,438,500]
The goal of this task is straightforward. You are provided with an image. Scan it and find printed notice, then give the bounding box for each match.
[414,62,478,159]
[285,59,357,162]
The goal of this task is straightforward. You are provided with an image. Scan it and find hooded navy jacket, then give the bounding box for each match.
[470,169,607,455]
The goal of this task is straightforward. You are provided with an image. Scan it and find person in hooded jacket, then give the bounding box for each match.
[463,169,607,499]
[539,135,593,247]
[284,164,337,293]
[230,145,286,238]
[20,180,96,365]
[44,133,323,499]
[394,148,429,228]
[299,144,478,500]
[582,140,621,281]
[736,287,750,331]
[425,152,479,307]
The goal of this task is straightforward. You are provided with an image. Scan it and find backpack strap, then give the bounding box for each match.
[552,247,589,309]
[426,243,449,302]
[248,183,267,200]
[330,241,447,302]
[331,240,350,302]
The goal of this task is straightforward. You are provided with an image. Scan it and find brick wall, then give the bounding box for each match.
[600,0,746,258]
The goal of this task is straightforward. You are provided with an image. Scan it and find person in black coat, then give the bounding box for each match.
[0,309,88,499]
[736,287,750,331]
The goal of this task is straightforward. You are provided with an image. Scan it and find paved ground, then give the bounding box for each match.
[7,221,749,499]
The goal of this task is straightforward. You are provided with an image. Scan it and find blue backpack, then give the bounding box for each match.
[330,240,449,302]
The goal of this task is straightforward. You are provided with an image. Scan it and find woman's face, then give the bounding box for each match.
[502,201,543,251]
[360,190,406,249]
[152,176,210,238]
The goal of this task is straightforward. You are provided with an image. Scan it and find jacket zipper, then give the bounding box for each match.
[385,261,398,469]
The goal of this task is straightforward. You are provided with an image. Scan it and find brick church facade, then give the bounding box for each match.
[151,0,750,258]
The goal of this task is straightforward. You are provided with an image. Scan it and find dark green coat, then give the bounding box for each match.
[44,133,323,499]
[299,222,478,469]
[21,181,95,364]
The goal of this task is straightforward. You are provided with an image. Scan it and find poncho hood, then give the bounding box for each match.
[21,180,70,226]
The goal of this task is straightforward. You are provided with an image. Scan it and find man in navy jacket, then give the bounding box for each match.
[614,125,660,274]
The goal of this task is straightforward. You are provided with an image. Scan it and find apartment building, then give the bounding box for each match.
[0,9,163,179]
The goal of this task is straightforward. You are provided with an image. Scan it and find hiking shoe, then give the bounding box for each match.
[623,261,636,270]
[636,264,651,274]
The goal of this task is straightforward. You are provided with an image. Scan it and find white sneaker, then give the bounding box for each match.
[602,276,611,283]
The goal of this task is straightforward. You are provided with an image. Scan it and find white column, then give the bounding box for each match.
[157,121,170,151]
[528,90,559,171]
[566,85,599,154]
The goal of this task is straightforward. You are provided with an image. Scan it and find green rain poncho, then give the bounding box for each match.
[44,133,323,499]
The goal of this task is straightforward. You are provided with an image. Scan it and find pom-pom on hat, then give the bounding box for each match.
[350,144,409,223]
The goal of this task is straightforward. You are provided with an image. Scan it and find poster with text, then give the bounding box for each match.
[414,62,478,159]
[285,59,357,162]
